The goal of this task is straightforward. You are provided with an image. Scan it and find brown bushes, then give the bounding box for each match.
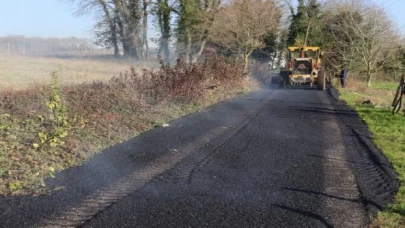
[109,55,245,103]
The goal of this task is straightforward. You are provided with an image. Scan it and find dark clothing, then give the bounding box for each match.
[341,78,346,88]
[340,69,348,79]
[340,68,348,88]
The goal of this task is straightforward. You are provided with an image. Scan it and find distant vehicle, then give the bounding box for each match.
[278,46,325,90]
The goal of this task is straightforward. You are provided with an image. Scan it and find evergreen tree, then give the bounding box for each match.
[287,0,321,46]
[156,0,172,61]
[287,0,307,46]
[176,0,199,61]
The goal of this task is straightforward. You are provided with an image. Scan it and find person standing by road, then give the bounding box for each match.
[340,67,348,88]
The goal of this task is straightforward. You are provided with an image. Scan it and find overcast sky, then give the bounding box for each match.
[0,0,404,39]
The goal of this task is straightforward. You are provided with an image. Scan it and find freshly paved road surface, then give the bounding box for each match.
[0,86,398,228]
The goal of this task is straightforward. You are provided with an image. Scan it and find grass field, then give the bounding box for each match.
[339,78,405,227]
[371,81,399,91]
[0,55,157,89]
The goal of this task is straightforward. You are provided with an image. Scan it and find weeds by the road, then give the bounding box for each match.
[0,56,255,195]
[339,81,405,228]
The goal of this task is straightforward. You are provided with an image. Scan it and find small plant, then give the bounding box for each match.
[8,181,23,191]
[34,72,69,148]
[47,72,68,128]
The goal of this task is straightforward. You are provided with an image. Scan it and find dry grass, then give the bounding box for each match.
[0,55,157,90]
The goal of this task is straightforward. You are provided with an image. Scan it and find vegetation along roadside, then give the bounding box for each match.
[0,57,259,195]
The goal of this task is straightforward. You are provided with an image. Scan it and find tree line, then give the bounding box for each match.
[0,35,93,52]
[0,35,100,57]
[71,0,281,70]
[72,0,405,85]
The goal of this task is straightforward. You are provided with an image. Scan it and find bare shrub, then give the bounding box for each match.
[109,55,246,103]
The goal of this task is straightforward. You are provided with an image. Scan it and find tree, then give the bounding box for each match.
[94,0,120,56]
[210,0,281,72]
[286,0,307,46]
[286,0,322,47]
[305,0,321,46]
[251,31,278,63]
[322,9,363,76]
[176,0,199,62]
[70,0,120,56]
[112,0,142,59]
[155,0,172,61]
[326,0,399,87]
[176,0,221,63]
[71,0,144,58]
[382,46,405,81]
[141,0,151,60]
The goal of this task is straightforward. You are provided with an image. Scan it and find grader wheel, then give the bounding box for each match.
[317,70,326,90]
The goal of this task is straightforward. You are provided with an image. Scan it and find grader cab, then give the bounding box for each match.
[279,46,325,90]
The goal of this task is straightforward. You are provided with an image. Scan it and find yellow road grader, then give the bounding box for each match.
[278,46,325,90]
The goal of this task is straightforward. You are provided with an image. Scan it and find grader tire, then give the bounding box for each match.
[317,70,326,90]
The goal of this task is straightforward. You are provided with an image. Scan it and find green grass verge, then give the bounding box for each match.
[339,88,405,228]
[372,82,399,91]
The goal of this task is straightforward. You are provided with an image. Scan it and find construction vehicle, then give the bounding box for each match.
[278,46,325,90]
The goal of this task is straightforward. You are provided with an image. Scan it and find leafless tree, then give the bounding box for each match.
[210,0,281,72]
[69,0,120,56]
[326,0,400,87]
[71,0,144,59]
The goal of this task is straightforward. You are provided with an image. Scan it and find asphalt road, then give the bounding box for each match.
[0,86,398,228]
